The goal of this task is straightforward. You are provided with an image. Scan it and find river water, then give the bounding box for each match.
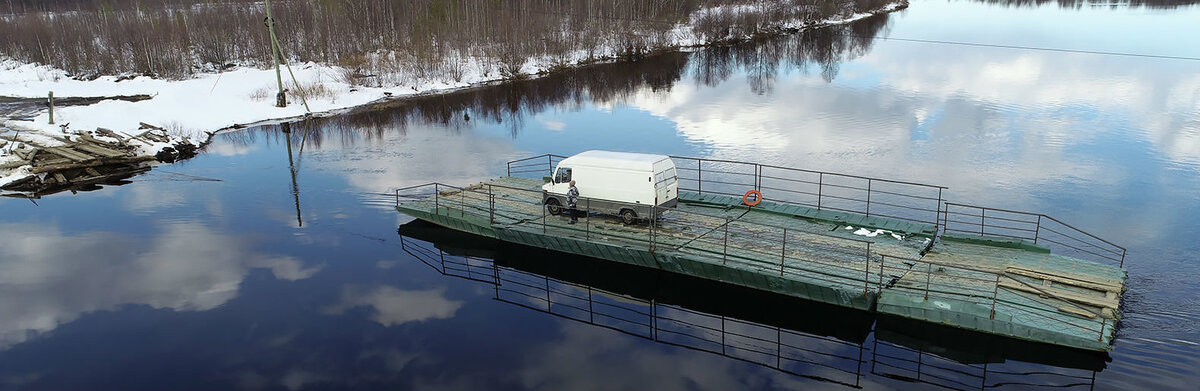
[1,1,1198,389]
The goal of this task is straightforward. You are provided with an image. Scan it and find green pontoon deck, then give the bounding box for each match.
[394,154,1127,351]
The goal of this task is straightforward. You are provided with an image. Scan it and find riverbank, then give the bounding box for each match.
[0,1,907,191]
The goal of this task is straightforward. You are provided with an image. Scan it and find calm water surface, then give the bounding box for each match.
[2,1,1198,389]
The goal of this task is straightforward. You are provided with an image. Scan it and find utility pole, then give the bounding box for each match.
[265,0,285,107]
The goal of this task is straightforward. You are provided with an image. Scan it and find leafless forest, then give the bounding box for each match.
[0,0,893,82]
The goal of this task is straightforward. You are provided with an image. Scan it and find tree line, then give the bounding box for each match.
[0,0,894,81]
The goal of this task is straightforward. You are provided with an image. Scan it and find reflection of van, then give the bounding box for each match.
[542,150,678,224]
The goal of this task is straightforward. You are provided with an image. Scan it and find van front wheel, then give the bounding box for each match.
[619,209,637,225]
[545,198,563,215]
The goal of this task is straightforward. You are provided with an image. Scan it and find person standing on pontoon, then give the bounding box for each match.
[567,180,579,224]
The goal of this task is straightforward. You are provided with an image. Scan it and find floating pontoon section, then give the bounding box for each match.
[394,154,1127,351]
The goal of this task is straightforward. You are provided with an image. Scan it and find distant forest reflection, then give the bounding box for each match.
[977,0,1200,8]
[239,13,890,150]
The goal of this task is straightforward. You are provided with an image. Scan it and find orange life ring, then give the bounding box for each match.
[743,189,762,207]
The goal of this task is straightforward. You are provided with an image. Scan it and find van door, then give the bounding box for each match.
[653,166,676,206]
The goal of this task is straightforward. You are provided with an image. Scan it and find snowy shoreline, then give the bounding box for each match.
[0,1,907,189]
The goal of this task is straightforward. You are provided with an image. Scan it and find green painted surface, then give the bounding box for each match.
[877,292,1112,351]
[677,191,939,237]
[941,233,1051,253]
[395,177,1126,351]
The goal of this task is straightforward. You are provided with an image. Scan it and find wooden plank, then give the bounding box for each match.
[0,160,32,170]
[72,142,127,158]
[999,278,1118,310]
[42,147,93,162]
[1057,305,1097,319]
[1006,266,1122,293]
[1057,305,1116,320]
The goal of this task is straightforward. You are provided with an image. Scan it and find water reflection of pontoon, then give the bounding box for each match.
[397,220,1107,390]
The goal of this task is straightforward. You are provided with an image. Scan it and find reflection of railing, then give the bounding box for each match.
[397,227,1105,390]
[871,338,1097,391]
[398,234,498,285]
[669,156,947,229]
[940,203,1127,268]
[394,181,1116,344]
[396,236,869,388]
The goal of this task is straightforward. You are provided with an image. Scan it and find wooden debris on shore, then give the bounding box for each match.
[1,124,196,196]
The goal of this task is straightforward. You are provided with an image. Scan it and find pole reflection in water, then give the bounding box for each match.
[396,219,1107,390]
[281,121,303,227]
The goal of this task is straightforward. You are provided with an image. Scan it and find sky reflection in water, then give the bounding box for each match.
[0,0,1198,390]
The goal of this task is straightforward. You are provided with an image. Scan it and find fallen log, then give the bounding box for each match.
[30,156,156,174]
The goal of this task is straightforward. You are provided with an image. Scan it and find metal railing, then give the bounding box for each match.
[502,154,948,232]
[506,153,566,178]
[501,154,1126,270]
[395,180,1117,344]
[395,181,884,296]
[878,253,1113,344]
[670,156,948,231]
[941,203,1127,268]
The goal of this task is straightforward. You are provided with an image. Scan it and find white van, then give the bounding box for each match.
[542,150,678,224]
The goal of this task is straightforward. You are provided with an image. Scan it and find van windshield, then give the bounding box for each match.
[555,167,572,183]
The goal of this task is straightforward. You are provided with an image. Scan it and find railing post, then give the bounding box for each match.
[650,205,656,252]
[755,164,762,190]
[866,179,872,217]
[924,262,932,301]
[488,185,495,224]
[542,195,547,234]
[817,173,823,210]
[1034,215,1042,244]
[585,198,591,240]
[935,188,943,232]
[435,184,440,213]
[941,203,948,236]
[990,274,1001,320]
[507,161,511,177]
[697,160,703,195]
[980,208,986,236]
[878,254,885,290]
[723,217,730,265]
[863,242,872,296]
[460,187,465,217]
[779,228,787,277]
[1098,318,1107,342]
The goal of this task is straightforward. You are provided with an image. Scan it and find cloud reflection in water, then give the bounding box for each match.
[0,222,321,349]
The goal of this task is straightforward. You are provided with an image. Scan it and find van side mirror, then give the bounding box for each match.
[543,176,553,184]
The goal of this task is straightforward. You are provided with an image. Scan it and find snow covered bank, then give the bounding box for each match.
[0,1,907,189]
